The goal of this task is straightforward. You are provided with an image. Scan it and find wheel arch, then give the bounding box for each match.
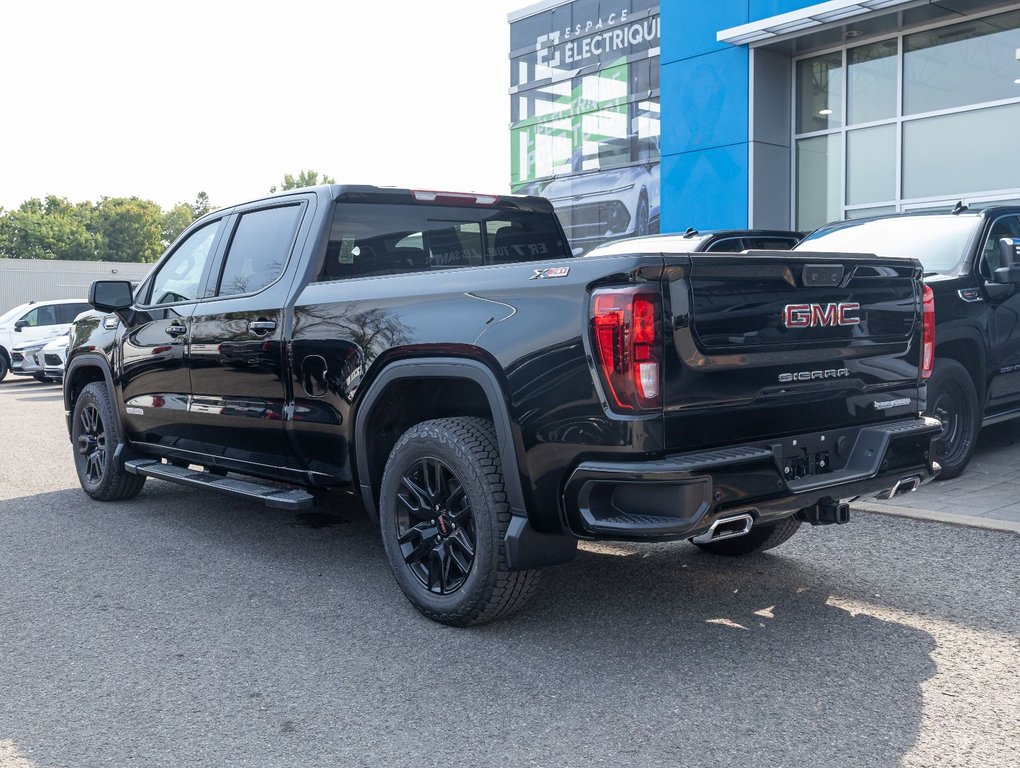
[352,357,526,524]
[935,329,987,403]
[64,354,120,438]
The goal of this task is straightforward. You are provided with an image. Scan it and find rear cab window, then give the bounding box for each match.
[317,202,568,282]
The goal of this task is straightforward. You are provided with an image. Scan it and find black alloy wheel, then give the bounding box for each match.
[395,456,477,596]
[925,359,979,480]
[71,382,146,501]
[77,402,107,486]
[378,417,540,626]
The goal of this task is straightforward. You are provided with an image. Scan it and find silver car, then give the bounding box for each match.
[9,333,65,382]
[41,332,70,381]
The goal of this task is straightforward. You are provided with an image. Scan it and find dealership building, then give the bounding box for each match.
[509,0,1020,250]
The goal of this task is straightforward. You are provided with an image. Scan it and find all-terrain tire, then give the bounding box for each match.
[72,382,146,501]
[379,417,540,626]
[691,516,801,557]
[925,359,980,480]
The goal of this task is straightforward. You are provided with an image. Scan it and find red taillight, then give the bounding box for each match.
[591,287,661,411]
[922,284,935,379]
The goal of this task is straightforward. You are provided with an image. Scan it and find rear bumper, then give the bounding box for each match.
[562,416,942,541]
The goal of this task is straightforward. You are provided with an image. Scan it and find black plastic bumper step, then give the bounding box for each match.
[124,459,315,510]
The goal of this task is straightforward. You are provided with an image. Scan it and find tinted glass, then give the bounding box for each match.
[19,305,57,327]
[796,215,980,273]
[796,52,843,133]
[979,215,1020,278]
[218,206,302,297]
[318,203,568,281]
[149,220,222,305]
[746,237,799,250]
[58,303,92,323]
[903,103,1020,200]
[705,238,744,253]
[797,134,842,231]
[847,39,897,125]
[904,9,1020,115]
[847,124,896,205]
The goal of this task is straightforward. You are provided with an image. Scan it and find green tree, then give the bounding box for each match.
[192,191,211,220]
[0,196,101,260]
[162,202,195,248]
[94,197,163,263]
[270,170,335,193]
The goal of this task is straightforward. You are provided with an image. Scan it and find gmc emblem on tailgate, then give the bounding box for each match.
[783,302,860,328]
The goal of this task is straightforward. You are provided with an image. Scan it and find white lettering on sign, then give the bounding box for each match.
[536,10,658,70]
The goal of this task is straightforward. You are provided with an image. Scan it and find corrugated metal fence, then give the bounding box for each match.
[0,259,152,314]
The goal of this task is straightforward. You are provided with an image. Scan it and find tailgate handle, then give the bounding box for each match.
[803,264,844,287]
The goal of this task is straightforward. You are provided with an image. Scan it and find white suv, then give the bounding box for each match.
[0,299,92,382]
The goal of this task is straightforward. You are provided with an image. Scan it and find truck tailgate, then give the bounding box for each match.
[663,250,924,452]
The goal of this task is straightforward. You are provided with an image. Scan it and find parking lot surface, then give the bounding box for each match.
[1,379,1018,768]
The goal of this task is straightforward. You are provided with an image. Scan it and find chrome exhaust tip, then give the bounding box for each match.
[877,474,922,500]
[691,513,754,544]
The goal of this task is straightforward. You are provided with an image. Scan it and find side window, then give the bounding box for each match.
[148,220,223,305]
[705,238,745,253]
[19,305,58,327]
[318,204,429,281]
[980,215,1020,279]
[217,205,302,297]
[58,303,92,324]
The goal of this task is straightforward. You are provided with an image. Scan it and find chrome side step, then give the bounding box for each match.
[124,459,315,510]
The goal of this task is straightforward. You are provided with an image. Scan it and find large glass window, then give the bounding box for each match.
[796,52,843,133]
[904,10,1020,115]
[848,39,897,124]
[847,124,896,205]
[903,102,1020,199]
[793,7,1020,229]
[148,220,222,306]
[797,134,841,230]
[217,206,302,297]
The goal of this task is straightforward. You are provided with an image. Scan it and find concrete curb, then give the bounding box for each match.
[854,501,1020,535]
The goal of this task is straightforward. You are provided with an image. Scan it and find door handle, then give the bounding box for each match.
[165,323,187,337]
[248,319,277,335]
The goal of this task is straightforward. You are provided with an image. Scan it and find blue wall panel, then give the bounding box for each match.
[660,47,749,155]
[748,0,817,23]
[660,0,748,63]
[661,146,749,231]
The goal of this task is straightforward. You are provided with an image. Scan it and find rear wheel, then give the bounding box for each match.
[635,192,649,236]
[925,359,980,480]
[691,517,801,556]
[379,417,540,626]
[72,382,146,501]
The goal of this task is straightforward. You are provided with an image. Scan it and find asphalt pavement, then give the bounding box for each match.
[1,378,1017,768]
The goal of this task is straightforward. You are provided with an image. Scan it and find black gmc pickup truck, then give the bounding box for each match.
[63,185,940,625]
[797,205,1020,479]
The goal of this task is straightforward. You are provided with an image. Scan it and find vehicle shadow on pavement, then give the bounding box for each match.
[0,485,968,768]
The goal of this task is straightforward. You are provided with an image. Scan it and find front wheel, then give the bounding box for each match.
[0,355,8,382]
[378,417,540,626]
[925,359,980,480]
[72,382,146,501]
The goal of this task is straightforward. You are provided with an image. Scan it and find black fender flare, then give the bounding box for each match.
[352,357,576,570]
[64,353,122,438]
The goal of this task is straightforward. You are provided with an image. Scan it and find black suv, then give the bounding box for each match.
[798,205,1020,478]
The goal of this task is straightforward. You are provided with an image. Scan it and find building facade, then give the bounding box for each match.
[511,0,1020,245]
[0,259,150,315]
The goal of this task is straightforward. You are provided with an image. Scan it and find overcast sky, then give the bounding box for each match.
[0,0,531,212]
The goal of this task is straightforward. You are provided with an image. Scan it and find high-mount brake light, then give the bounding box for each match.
[590,286,661,411]
[412,190,499,206]
[922,284,935,379]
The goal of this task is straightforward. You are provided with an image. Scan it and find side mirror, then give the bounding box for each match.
[13,319,28,331]
[89,280,134,312]
[993,238,1020,284]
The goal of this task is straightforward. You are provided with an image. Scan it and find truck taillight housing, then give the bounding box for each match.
[922,284,935,379]
[590,287,661,411]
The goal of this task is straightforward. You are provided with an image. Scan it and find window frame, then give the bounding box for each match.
[790,5,1020,231]
[207,201,307,301]
[137,215,231,310]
